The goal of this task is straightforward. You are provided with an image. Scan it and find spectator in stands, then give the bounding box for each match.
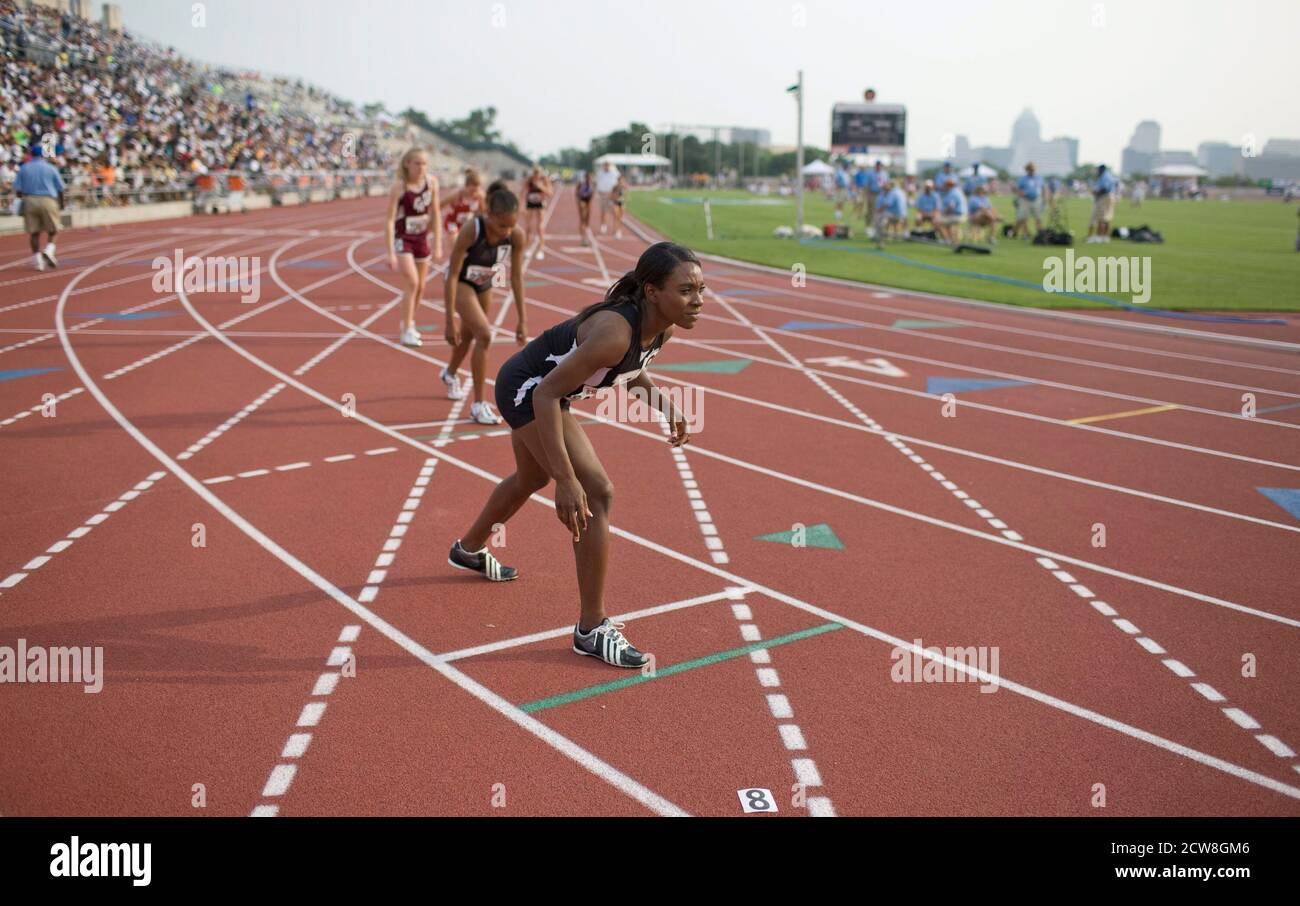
[1013,161,1044,239]
[14,143,63,270]
[1087,163,1118,243]
[967,184,1000,244]
[936,177,967,245]
[0,0,393,210]
[914,179,940,229]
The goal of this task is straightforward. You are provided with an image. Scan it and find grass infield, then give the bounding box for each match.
[627,189,1300,312]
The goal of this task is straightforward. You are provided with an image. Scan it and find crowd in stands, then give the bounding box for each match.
[0,0,394,208]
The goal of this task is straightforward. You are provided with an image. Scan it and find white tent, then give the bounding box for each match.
[593,153,671,168]
[1150,164,1208,178]
[800,159,836,176]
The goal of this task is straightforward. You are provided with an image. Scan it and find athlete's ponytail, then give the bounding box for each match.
[575,242,700,326]
[486,180,518,214]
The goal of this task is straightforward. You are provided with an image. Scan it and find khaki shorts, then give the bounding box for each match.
[1091,193,1116,224]
[22,195,60,233]
[1014,196,1043,221]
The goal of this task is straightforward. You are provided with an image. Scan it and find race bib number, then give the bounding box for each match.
[465,264,496,285]
[404,215,429,235]
[527,192,543,205]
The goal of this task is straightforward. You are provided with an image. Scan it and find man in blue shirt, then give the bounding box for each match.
[1013,162,1044,239]
[934,162,957,196]
[852,165,868,217]
[1088,164,1118,243]
[936,178,967,245]
[872,179,908,245]
[14,145,64,271]
[914,179,940,229]
[962,163,989,197]
[968,184,1001,244]
[833,163,851,220]
[863,161,887,231]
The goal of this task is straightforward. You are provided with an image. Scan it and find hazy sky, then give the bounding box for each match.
[115,0,1297,166]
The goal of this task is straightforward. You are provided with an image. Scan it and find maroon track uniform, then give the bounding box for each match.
[394,179,433,259]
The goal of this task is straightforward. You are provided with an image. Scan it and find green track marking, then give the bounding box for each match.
[891,319,960,330]
[755,523,845,550]
[520,622,843,713]
[652,359,753,375]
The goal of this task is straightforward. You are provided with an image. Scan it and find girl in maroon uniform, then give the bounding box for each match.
[385,148,442,348]
[522,165,553,260]
[440,167,485,244]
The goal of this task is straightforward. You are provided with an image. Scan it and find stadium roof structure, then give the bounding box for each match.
[593,153,671,168]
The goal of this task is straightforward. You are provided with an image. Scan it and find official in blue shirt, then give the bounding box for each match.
[934,163,957,193]
[1013,162,1044,237]
[914,180,940,227]
[1088,164,1118,242]
[869,180,907,244]
[937,180,967,245]
[859,162,886,225]
[14,145,65,271]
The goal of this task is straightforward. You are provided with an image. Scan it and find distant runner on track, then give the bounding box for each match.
[575,170,595,246]
[442,180,529,424]
[522,165,554,260]
[448,242,704,668]
[441,167,485,244]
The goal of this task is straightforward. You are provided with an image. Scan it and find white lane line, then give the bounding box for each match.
[0,388,84,431]
[705,279,1300,790]
[534,254,1300,468]
[723,585,833,815]
[438,590,743,662]
[294,212,1300,628]
[0,468,169,593]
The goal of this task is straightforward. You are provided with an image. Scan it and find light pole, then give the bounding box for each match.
[790,71,804,236]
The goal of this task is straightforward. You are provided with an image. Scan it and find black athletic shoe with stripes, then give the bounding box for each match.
[448,540,518,582]
[572,619,650,669]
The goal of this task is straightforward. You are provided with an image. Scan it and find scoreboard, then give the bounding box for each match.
[830,103,907,154]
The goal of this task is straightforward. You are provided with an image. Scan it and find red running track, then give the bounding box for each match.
[1,193,1297,817]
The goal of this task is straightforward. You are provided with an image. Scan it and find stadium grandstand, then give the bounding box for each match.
[0,0,519,220]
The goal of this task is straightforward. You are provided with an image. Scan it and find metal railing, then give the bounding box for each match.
[1,169,393,217]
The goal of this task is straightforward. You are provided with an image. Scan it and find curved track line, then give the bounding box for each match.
[535,257,1300,473]
[466,253,1300,533]
[227,216,1300,802]
[317,230,1300,629]
[53,241,689,817]
[175,261,1300,802]
[620,212,1300,375]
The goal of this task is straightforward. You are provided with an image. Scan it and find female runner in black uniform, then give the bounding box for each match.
[522,165,553,260]
[443,181,529,424]
[575,171,595,246]
[448,242,704,668]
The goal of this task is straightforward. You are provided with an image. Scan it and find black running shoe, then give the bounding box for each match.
[448,540,518,582]
[573,619,649,669]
